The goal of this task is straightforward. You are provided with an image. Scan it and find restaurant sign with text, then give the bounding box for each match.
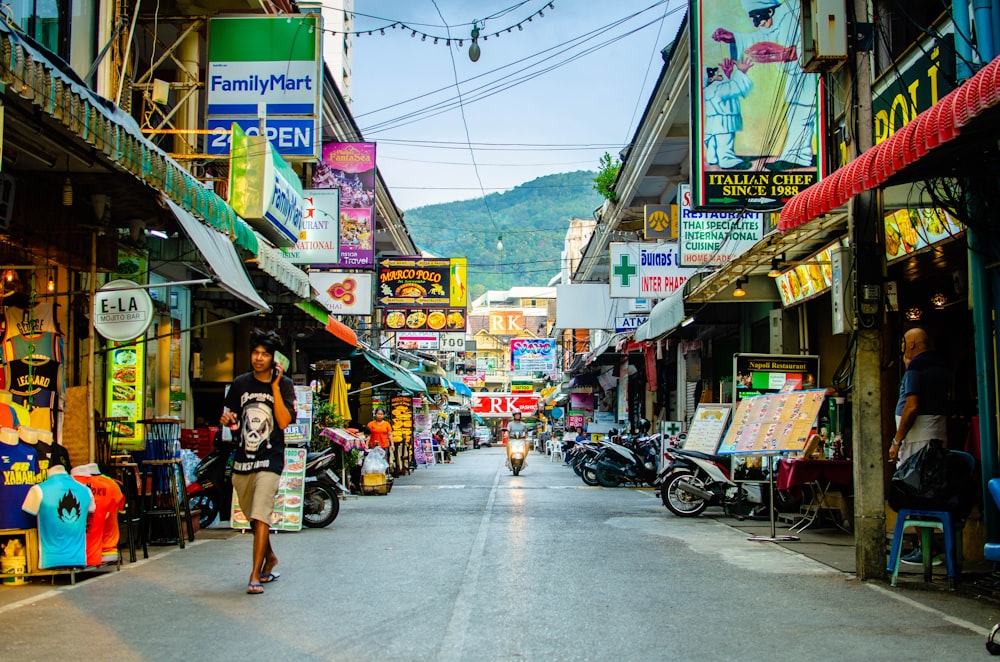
[377,257,468,308]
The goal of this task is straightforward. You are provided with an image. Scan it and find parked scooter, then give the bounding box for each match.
[658,448,761,517]
[303,446,349,528]
[186,434,236,529]
[591,435,661,487]
[567,441,603,485]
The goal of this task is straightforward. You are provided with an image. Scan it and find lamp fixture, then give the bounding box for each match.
[47,273,55,292]
[496,234,503,252]
[681,315,695,327]
[469,24,481,62]
[3,269,15,283]
[149,228,169,239]
[732,277,747,298]
[62,177,73,206]
[768,253,784,278]
[930,292,947,309]
[905,307,923,321]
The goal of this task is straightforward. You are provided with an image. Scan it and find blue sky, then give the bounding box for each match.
[348,0,686,211]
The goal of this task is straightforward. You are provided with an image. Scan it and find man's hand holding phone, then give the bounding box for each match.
[273,350,290,383]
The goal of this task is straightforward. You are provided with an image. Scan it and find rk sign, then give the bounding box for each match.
[489,310,524,334]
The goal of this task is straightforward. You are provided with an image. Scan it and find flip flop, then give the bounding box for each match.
[246,583,264,595]
[260,572,280,583]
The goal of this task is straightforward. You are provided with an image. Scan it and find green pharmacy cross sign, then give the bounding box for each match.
[613,253,637,287]
[665,422,682,436]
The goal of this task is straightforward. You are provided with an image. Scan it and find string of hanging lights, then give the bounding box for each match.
[324,2,556,62]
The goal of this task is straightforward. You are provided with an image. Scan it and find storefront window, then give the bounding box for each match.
[9,0,70,59]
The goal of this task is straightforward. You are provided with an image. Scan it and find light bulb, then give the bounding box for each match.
[62,178,73,206]
[733,279,746,297]
[47,276,55,292]
[469,41,481,61]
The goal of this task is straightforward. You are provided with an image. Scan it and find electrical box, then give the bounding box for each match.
[801,0,848,72]
[830,246,854,335]
[151,79,170,105]
[768,309,801,354]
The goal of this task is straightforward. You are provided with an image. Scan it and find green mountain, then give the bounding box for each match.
[402,171,602,297]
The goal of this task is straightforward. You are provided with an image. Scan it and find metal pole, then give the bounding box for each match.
[87,231,97,463]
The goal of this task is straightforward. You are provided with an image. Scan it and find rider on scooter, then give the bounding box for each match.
[506,412,528,469]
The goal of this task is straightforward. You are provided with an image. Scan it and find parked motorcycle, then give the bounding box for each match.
[567,441,603,485]
[303,446,349,528]
[659,448,760,517]
[186,435,236,529]
[591,435,661,488]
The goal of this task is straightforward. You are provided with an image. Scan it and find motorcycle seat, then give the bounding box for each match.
[672,448,731,465]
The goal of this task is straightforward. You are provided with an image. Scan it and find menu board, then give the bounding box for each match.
[285,386,314,444]
[682,404,732,454]
[718,390,826,455]
[390,395,413,446]
[231,447,307,531]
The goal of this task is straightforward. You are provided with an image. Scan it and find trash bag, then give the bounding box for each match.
[889,439,974,518]
[362,447,389,475]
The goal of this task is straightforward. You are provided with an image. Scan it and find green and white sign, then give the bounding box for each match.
[609,242,697,299]
[207,15,322,160]
[229,123,305,248]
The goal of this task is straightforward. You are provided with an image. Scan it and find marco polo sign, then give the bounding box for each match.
[94,280,154,342]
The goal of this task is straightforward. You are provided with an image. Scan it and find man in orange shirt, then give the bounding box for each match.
[367,408,392,450]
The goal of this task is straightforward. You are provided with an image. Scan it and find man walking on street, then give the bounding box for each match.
[221,329,296,594]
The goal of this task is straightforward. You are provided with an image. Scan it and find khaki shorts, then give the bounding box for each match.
[232,471,280,524]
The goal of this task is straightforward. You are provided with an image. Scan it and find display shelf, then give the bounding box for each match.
[0,528,92,584]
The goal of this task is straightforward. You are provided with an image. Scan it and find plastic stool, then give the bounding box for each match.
[887,508,960,590]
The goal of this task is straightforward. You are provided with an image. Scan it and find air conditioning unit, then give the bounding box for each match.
[801,0,848,73]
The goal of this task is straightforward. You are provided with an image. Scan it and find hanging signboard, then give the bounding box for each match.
[310,272,373,316]
[776,244,836,306]
[677,184,764,266]
[312,142,377,268]
[377,257,468,308]
[395,333,439,350]
[644,204,677,239]
[284,386,314,444]
[472,393,540,417]
[383,308,467,332]
[94,279,154,343]
[883,207,964,265]
[205,15,322,160]
[510,338,556,373]
[689,0,823,211]
[284,189,340,266]
[609,242,697,299]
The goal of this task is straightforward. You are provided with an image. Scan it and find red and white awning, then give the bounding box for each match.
[779,55,1000,232]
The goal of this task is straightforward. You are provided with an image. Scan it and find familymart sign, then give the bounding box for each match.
[206,15,322,159]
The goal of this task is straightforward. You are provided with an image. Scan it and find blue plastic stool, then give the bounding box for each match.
[887,509,959,589]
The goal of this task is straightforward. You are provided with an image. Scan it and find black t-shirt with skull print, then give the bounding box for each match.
[225,372,296,475]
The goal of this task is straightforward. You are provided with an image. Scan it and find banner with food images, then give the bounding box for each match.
[104,250,148,449]
[884,207,963,264]
[376,257,468,308]
[390,395,413,446]
[383,308,467,332]
[231,446,306,531]
[774,243,837,307]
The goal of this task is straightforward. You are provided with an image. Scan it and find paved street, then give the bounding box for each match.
[3,446,998,661]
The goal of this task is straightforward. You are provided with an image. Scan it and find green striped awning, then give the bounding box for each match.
[0,22,258,254]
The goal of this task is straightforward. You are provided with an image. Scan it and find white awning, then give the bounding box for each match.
[634,289,684,342]
[164,196,269,311]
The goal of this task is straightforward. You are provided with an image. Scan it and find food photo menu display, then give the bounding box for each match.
[231,447,307,531]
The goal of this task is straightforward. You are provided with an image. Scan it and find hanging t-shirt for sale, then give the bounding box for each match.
[21,470,95,569]
[0,442,40,529]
